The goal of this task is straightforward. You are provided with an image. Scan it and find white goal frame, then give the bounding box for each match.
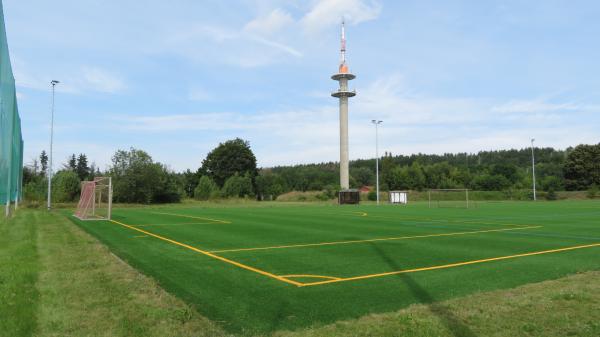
[74,177,113,220]
[428,188,470,208]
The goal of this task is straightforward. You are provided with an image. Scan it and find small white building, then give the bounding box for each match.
[389,191,408,204]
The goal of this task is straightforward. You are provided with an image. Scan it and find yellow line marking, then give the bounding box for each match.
[280,274,342,281]
[363,214,533,227]
[300,242,600,287]
[135,222,217,227]
[150,211,231,224]
[109,219,301,287]
[210,226,542,253]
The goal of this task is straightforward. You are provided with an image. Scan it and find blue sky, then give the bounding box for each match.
[5,0,600,171]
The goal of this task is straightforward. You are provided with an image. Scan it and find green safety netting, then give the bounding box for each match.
[0,1,23,205]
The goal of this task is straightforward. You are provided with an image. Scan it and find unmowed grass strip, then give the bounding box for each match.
[3,210,229,337]
[0,210,40,337]
[275,270,600,337]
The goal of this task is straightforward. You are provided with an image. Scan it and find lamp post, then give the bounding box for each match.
[47,80,59,210]
[372,120,382,205]
[531,138,536,201]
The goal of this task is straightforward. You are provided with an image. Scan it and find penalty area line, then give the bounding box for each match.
[210,225,542,253]
[299,242,600,287]
[109,219,302,287]
[150,211,231,224]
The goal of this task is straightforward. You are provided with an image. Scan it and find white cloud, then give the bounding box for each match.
[81,67,127,94]
[301,0,382,34]
[243,9,294,36]
[12,58,126,95]
[491,99,580,114]
[165,23,301,67]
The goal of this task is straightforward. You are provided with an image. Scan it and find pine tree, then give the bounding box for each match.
[68,154,77,171]
[40,151,48,176]
[76,153,89,181]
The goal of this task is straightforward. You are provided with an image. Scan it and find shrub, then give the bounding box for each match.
[194,176,218,200]
[52,170,81,202]
[587,184,599,199]
[222,174,253,198]
[367,190,377,201]
[546,189,557,201]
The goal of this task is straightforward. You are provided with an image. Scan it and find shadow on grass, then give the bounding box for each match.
[370,243,477,337]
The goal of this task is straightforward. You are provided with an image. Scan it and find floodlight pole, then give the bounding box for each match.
[372,120,382,205]
[47,80,59,211]
[531,138,536,201]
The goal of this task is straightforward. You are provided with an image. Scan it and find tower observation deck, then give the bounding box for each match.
[331,20,356,191]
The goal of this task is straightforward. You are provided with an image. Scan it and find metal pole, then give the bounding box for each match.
[47,81,59,211]
[372,120,382,205]
[531,138,536,201]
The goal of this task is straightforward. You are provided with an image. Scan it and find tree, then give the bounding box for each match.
[40,151,48,175]
[222,173,254,198]
[491,163,519,184]
[182,169,200,198]
[255,171,286,200]
[76,154,89,181]
[67,154,77,171]
[194,176,218,200]
[109,148,181,203]
[541,176,563,191]
[564,144,600,190]
[472,174,511,191]
[201,138,258,187]
[351,166,374,187]
[51,170,81,202]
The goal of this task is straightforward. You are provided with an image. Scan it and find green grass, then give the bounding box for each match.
[69,201,600,335]
[1,210,227,337]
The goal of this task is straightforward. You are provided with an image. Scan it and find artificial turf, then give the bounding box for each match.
[69,201,600,334]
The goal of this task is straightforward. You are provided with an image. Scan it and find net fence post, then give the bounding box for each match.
[5,100,13,218]
[466,189,469,209]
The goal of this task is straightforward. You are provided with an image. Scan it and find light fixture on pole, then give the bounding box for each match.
[531,138,536,201]
[372,120,382,205]
[47,80,59,211]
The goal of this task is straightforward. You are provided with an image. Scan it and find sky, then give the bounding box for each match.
[4,0,600,171]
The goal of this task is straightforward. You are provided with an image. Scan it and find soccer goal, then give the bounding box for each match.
[74,177,113,220]
[428,189,470,208]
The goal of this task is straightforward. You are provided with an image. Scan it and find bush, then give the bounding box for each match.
[222,174,253,198]
[194,176,218,200]
[367,190,377,201]
[546,189,557,201]
[587,184,599,199]
[23,177,47,202]
[52,170,81,202]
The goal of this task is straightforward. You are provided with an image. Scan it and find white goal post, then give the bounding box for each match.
[74,177,113,220]
[428,189,470,208]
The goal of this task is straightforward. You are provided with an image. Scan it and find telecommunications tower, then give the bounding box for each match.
[332,19,356,190]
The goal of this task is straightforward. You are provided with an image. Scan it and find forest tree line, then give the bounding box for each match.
[22,140,600,204]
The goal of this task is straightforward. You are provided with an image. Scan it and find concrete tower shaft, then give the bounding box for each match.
[331,20,356,190]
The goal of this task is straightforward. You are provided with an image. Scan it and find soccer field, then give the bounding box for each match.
[71,201,600,334]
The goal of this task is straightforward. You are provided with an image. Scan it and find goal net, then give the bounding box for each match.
[428,189,470,208]
[74,177,113,220]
